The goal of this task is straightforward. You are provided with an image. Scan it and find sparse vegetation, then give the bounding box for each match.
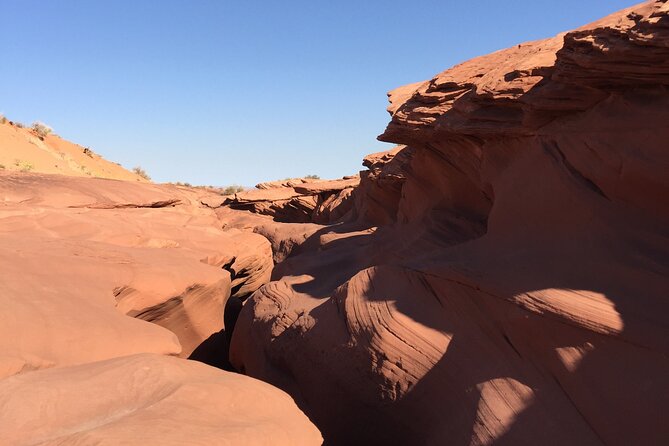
[14,159,34,172]
[0,164,5,169]
[31,121,53,138]
[280,175,321,181]
[166,182,245,194]
[221,185,245,195]
[0,114,7,124]
[14,122,24,128]
[132,166,151,181]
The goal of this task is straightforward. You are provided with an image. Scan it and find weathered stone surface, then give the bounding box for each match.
[224,176,359,224]
[230,2,669,445]
[0,171,321,445]
[0,171,274,370]
[0,354,322,445]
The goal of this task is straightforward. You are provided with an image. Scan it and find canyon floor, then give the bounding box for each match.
[1,1,668,445]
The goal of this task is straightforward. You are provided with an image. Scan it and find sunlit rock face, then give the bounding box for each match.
[224,176,359,224]
[230,2,669,444]
[0,172,321,444]
[0,354,322,445]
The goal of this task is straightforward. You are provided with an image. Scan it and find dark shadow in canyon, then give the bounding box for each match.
[239,155,669,445]
[188,296,243,372]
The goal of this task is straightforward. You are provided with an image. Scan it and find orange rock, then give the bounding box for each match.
[0,170,324,443]
[230,2,669,444]
[0,171,274,372]
[224,176,360,224]
[0,354,322,445]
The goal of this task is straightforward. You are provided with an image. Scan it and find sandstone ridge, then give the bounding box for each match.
[228,2,669,445]
[0,171,321,444]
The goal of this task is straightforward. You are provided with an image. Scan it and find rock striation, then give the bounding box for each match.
[0,171,321,444]
[229,2,669,445]
[224,176,359,224]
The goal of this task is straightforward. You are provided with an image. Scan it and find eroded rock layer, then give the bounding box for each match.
[0,171,321,444]
[224,176,359,224]
[230,2,669,445]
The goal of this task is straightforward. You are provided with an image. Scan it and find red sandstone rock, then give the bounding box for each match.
[224,176,359,224]
[230,2,669,445]
[0,171,274,370]
[0,171,321,443]
[0,353,322,445]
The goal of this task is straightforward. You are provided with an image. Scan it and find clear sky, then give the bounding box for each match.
[1,0,637,186]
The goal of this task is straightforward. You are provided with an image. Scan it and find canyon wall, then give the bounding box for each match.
[230,2,669,444]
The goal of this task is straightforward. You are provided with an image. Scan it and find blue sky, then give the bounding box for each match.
[1,1,636,186]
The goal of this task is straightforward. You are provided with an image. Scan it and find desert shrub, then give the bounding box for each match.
[221,185,245,195]
[14,122,24,128]
[0,115,7,124]
[132,166,151,181]
[31,121,53,138]
[280,175,320,181]
[14,160,34,172]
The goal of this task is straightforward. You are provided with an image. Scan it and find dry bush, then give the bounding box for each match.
[221,185,245,195]
[13,159,34,172]
[31,121,53,138]
[132,166,151,181]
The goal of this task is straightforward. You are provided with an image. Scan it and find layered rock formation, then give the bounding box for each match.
[2,2,667,444]
[0,171,321,444]
[224,176,359,224]
[229,2,669,445]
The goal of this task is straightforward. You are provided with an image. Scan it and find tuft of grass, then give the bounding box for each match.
[280,175,321,181]
[0,114,7,124]
[14,121,24,128]
[132,166,151,181]
[31,121,53,138]
[171,181,193,187]
[14,159,34,172]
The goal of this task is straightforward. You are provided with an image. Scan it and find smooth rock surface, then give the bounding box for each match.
[230,2,669,445]
[0,353,322,445]
[0,170,322,444]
